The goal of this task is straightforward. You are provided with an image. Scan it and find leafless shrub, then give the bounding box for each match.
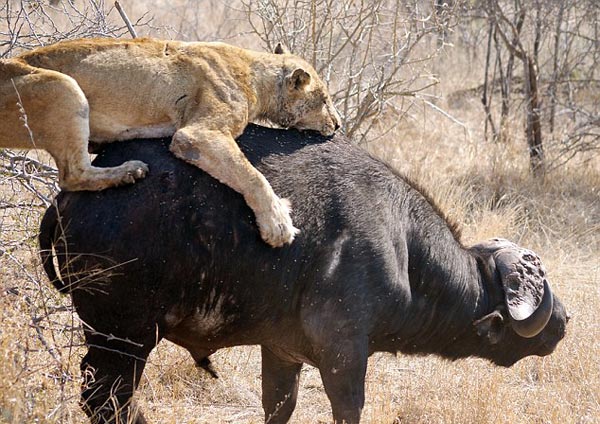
[473,0,600,172]
[240,0,459,145]
[0,0,152,57]
[545,102,600,171]
[2,2,596,423]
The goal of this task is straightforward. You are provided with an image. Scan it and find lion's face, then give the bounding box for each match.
[278,64,341,136]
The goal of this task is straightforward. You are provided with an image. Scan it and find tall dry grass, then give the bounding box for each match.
[1,1,599,423]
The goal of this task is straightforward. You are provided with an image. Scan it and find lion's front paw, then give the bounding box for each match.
[121,160,149,184]
[256,197,299,247]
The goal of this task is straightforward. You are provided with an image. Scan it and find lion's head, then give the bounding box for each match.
[274,46,341,136]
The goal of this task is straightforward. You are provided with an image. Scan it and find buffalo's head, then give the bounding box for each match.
[472,238,568,367]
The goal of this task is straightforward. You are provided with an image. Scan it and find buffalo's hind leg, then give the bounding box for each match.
[80,334,155,424]
[261,346,303,424]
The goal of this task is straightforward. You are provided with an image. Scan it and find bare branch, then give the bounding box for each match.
[114,1,137,38]
[240,0,452,144]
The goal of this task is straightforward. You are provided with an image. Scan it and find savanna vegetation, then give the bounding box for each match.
[1,1,598,423]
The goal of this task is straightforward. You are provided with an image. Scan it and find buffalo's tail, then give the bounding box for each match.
[39,202,67,293]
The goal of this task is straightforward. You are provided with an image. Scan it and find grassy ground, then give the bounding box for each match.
[1,7,599,424]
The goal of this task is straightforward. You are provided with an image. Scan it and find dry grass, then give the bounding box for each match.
[1,4,599,424]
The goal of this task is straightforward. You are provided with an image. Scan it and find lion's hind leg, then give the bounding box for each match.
[52,144,148,192]
[31,69,148,191]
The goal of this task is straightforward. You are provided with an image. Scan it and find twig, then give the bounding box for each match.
[114,1,137,38]
[423,99,471,141]
[11,79,35,146]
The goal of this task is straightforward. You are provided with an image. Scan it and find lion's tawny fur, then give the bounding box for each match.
[0,37,341,246]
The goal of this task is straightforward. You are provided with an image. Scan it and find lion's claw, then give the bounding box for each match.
[256,197,299,247]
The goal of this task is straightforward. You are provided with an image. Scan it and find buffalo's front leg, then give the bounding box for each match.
[261,346,303,424]
[318,338,368,424]
[80,335,155,424]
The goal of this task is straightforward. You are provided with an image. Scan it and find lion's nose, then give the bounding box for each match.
[334,121,340,131]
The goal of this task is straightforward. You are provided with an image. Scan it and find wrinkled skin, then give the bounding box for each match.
[40,125,567,424]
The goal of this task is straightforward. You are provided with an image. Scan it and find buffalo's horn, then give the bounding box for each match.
[473,238,554,338]
[509,279,553,338]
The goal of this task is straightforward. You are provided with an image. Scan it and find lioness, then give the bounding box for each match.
[0,38,341,247]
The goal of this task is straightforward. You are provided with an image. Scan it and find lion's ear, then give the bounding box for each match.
[286,68,311,91]
[274,43,289,54]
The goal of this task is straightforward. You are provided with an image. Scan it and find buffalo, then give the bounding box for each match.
[39,124,568,423]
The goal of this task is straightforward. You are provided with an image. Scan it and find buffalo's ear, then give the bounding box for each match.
[286,68,311,91]
[274,43,290,54]
[474,309,505,345]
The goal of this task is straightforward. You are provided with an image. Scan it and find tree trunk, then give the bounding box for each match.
[482,22,498,142]
[499,5,525,143]
[549,2,565,133]
[524,56,544,174]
